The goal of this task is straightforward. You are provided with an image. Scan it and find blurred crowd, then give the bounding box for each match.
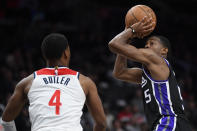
[0,0,197,131]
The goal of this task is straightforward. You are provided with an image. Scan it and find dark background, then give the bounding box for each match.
[0,0,197,131]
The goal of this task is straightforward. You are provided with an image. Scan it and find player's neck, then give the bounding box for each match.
[46,60,69,68]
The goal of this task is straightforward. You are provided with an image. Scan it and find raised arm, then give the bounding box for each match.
[108,17,155,65]
[113,54,142,84]
[79,74,106,131]
[108,17,169,81]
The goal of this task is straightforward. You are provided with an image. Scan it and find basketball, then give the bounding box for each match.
[125,5,157,35]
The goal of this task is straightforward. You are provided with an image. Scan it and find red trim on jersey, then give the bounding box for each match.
[36,68,77,75]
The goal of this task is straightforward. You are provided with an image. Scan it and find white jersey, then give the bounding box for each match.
[28,67,86,131]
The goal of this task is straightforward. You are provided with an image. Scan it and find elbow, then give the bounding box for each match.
[108,41,114,48]
[108,41,118,53]
[112,71,122,80]
[112,71,118,78]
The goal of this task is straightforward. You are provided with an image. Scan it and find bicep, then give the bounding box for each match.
[85,78,106,124]
[115,68,142,84]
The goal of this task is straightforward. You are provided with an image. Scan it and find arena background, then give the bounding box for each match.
[0,0,197,130]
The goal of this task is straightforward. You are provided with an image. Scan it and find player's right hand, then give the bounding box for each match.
[130,16,155,39]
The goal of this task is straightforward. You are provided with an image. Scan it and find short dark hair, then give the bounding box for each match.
[41,33,69,60]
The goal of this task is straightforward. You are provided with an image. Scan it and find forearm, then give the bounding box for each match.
[113,55,127,76]
[111,28,134,43]
[108,28,140,60]
[2,95,26,122]
[108,28,135,53]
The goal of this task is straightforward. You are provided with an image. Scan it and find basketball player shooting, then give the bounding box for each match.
[108,16,192,130]
[1,33,106,131]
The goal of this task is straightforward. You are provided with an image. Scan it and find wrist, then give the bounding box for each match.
[1,118,17,131]
[1,119,13,124]
[129,26,135,34]
[128,27,137,38]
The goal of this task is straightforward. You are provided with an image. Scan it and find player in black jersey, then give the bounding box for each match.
[108,17,192,131]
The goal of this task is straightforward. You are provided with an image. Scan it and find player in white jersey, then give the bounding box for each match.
[1,33,106,131]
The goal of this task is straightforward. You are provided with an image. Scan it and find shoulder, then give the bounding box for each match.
[78,74,97,95]
[139,48,164,65]
[16,74,34,94]
[79,74,95,87]
[17,74,34,87]
[139,48,157,59]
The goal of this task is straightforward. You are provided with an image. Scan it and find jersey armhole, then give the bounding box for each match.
[142,68,168,83]
[77,72,80,80]
[132,67,143,70]
[33,72,37,79]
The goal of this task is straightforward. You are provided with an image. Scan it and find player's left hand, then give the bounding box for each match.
[130,16,154,39]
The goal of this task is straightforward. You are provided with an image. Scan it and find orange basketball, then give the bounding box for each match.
[125,5,157,36]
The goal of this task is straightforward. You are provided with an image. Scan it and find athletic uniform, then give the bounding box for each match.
[141,59,191,131]
[28,67,85,131]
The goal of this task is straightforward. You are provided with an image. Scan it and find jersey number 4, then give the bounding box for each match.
[48,90,62,115]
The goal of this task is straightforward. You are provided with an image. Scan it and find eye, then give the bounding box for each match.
[150,42,153,45]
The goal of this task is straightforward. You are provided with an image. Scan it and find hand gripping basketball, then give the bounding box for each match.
[130,16,155,38]
[125,5,157,37]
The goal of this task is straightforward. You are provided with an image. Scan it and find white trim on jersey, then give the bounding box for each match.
[166,82,177,116]
[172,116,177,131]
[46,67,69,69]
[155,115,163,131]
[151,81,162,115]
[131,67,143,70]
[154,116,177,131]
[142,68,168,83]
[163,58,170,66]
[177,86,184,110]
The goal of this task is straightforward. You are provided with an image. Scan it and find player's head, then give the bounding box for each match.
[145,35,172,59]
[41,33,70,66]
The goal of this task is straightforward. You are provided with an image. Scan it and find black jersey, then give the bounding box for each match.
[141,58,185,129]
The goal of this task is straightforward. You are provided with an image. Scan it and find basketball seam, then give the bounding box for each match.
[138,6,151,17]
[131,11,138,22]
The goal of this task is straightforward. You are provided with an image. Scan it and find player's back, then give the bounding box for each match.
[28,67,85,131]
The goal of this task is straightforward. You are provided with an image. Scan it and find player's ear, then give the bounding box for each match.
[63,46,70,59]
[161,47,168,56]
